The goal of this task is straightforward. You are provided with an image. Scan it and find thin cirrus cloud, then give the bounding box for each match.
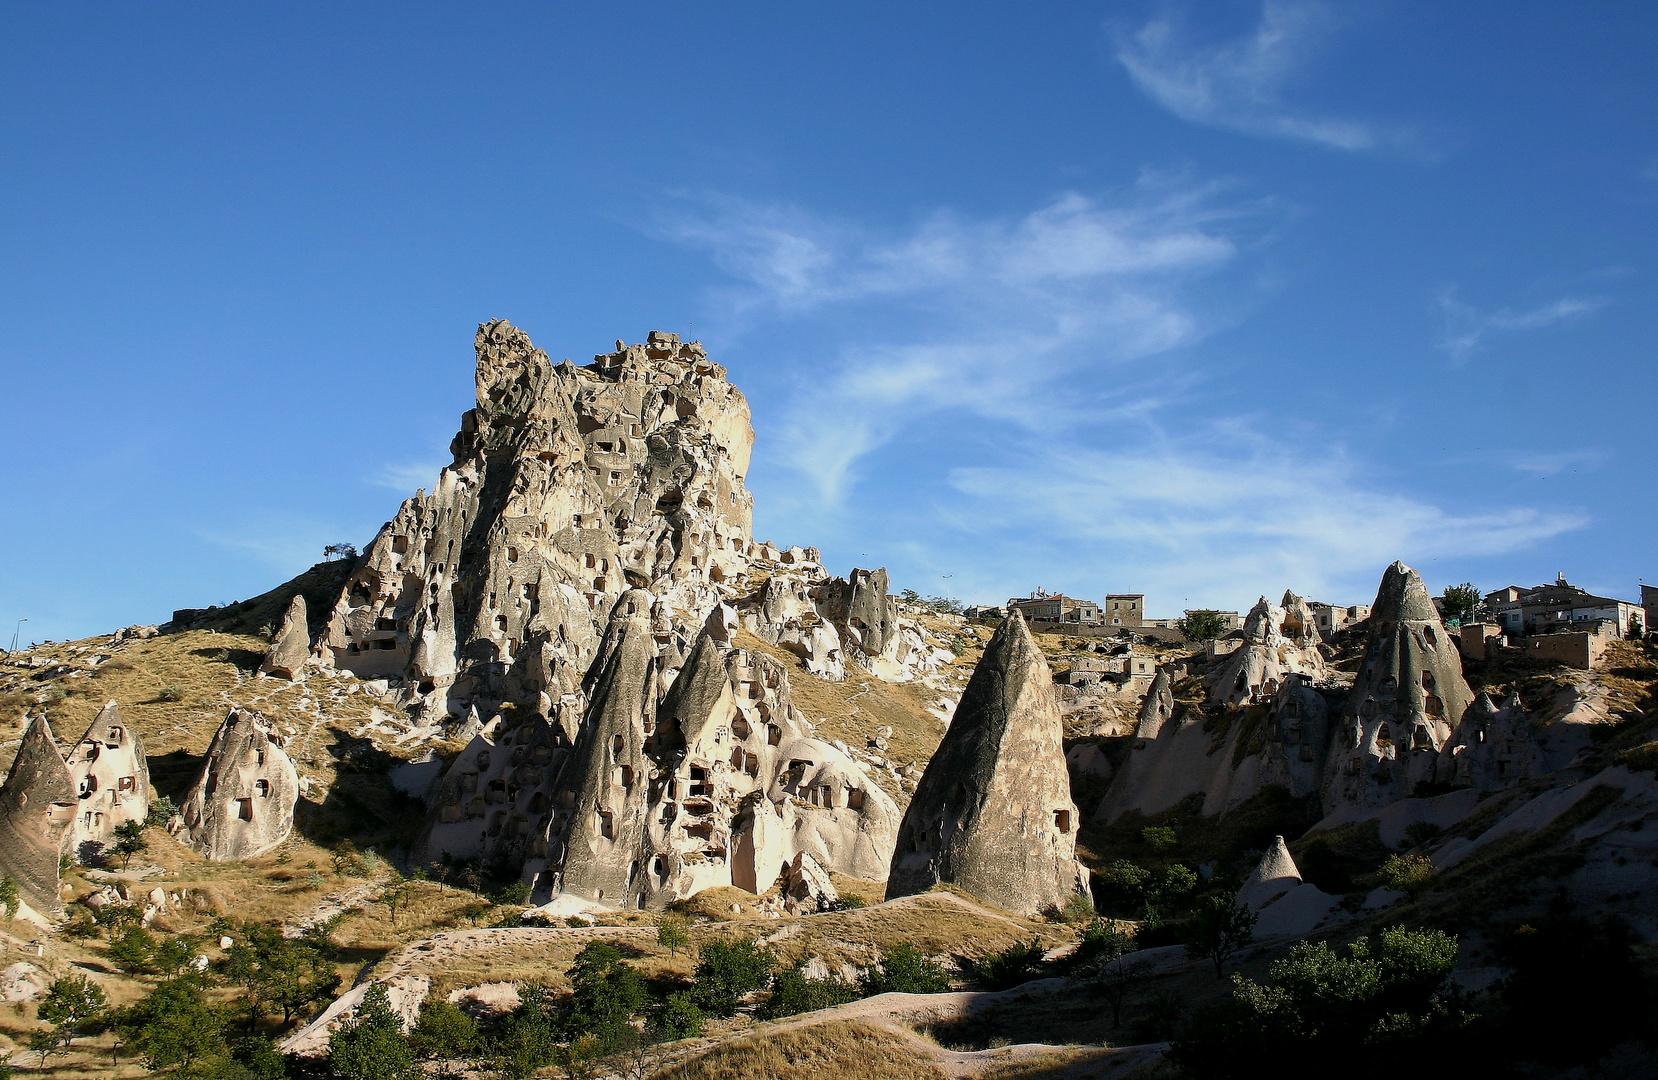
[661,183,1583,603]
[1435,287,1607,363]
[660,183,1245,503]
[1112,2,1403,152]
[944,435,1588,608]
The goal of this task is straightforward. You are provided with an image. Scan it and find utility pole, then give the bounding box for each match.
[8,619,24,654]
[941,575,954,603]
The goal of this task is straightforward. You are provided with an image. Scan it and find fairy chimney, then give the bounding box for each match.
[886,612,1083,916]
[0,716,77,915]
[179,709,299,861]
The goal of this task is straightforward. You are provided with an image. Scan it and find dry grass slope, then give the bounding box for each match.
[656,1019,945,1080]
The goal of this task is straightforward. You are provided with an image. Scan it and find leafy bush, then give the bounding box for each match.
[156,685,184,703]
[693,937,776,1016]
[1061,890,1096,923]
[859,943,950,995]
[648,991,706,1040]
[759,966,860,1019]
[1381,854,1435,898]
[1168,927,1469,1079]
[564,941,648,1047]
[656,914,690,956]
[1182,896,1257,979]
[1401,822,1444,848]
[973,937,1045,990]
[410,1000,478,1060]
[113,978,228,1072]
[147,795,177,827]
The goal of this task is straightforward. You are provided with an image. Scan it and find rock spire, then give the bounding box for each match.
[64,701,149,854]
[0,716,77,916]
[886,612,1082,916]
[179,709,299,861]
[260,595,309,680]
[1322,561,1474,811]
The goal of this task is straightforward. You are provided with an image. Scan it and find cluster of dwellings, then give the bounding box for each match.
[1476,575,1645,638]
[1450,575,1648,671]
[1005,590,1365,640]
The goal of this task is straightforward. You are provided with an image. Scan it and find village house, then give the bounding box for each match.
[1308,601,1372,637]
[1005,593,1102,629]
[1103,594,1145,628]
[1483,575,1642,638]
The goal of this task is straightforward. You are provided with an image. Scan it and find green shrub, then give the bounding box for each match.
[759,966,860,1019]
[648,991,706,1041]
[973,937,1045,990]
[410,999,478,1060]
[692,937,776,1016]
[156,685,184,703]
[860,943,950,995]
[329,983,416,1080]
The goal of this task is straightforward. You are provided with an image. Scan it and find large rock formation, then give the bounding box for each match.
[1435,691,1544,791]
[179,709,299,861]
[260,595,309,680]
[412,598,899,910]
[1205,592,1326,709]
[317,325,757,720]
[0,716,77,915]
[886,613,1083,916]
[65,702,149,853]
[1322,562,1474,812]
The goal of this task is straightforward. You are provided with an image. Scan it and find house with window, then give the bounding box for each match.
[1484,575,1642,638]
[1006,593,1102,628]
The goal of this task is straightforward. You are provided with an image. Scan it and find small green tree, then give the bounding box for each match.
[39,973,108,1051]
[692,937,776,1016]
[107,925,157,973]
[647,992,705,1041]
[1072,920,1148,1028]
[146,795,177,827]
[1440,583,1481,626]
[380,874,414,928]
[410,999,479,1060]
[1177,610,1228,642]
[564,941,648,1049]
[328,982,416,1080]
[1381,853,1436,899]
[114,978,229,1072]
[656,914,690,958]
[1183,896,1258,979]
[1141,825,1179,855]
[859,942,950,995]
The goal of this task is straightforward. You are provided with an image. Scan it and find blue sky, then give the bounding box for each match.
[2,2,1654,643]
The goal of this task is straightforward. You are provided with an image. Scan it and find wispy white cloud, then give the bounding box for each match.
[1112,2,1403,151]
[663,183,1246,501]
[663,183,1583,606]
[1436,287,1606,363]
[944,434,1586,608]
[195,515,355,571]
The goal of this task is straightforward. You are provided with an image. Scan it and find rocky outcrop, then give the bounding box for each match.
[179,709,299,861]
[551,589,659,905]
[65,702,149,853]
[886,613,1082,916]
[1205,593,1326,709]
[1322,562,1474,813]
[0,717,77,916]
[1435,692,1544,791]
[260,595,309,680]
[317,325,756,722]
[1236,835,1301,910]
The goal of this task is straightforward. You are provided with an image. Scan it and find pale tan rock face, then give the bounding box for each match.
[317,325,756,722]
[179,709,299,861]
[1205,592,1326,709]
[886,613,1082,917]
[0,716,76,916]
[260,595,309,680]
[65,702,149,854]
